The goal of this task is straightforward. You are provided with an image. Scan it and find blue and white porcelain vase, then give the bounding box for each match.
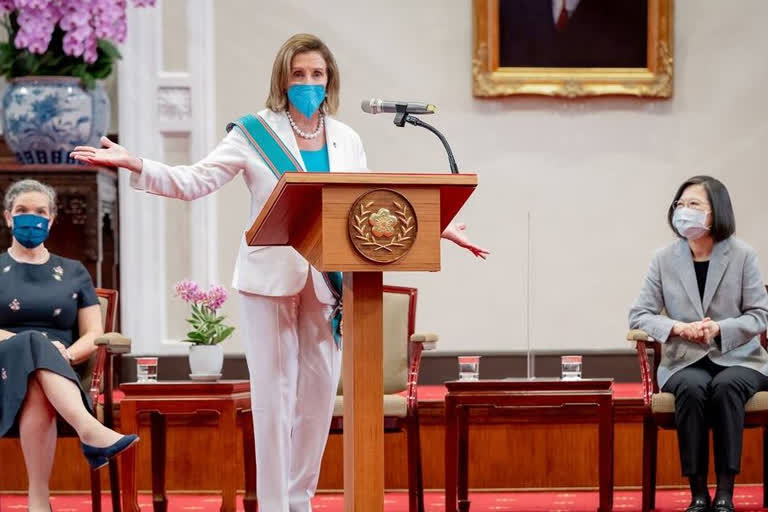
[1,76,109,165]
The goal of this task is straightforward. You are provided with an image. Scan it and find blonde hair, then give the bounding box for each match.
[265,33,340,115]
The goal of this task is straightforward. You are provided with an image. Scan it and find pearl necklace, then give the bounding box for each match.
[286,110,324,139]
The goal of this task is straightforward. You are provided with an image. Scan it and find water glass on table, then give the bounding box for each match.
[136,357,158,383]
[561,355,582,380]
[458,356,480,381]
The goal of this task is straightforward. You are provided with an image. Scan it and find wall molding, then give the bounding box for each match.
[118,4,168,355]
[119,0,216,354]
[186,0,218,289]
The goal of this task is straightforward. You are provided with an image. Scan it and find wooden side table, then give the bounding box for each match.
[119,380,254,512]
[444,379,614,512]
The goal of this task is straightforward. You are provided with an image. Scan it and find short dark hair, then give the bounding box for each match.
[667,175,735,242]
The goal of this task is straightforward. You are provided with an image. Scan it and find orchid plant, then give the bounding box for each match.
[174,280,235,346]
[0,0,155,88]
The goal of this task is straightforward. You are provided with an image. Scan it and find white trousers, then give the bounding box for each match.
[239,272,341,512]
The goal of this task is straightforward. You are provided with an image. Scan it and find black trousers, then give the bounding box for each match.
[662,356,768,476]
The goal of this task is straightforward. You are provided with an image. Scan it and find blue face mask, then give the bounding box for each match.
[287,84,326,119]
[12,214,50,249]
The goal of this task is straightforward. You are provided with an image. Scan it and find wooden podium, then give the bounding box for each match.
[246,172,477,511]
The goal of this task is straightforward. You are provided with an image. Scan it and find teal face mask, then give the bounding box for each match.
[12,213,50,248]
[287,84,326,119]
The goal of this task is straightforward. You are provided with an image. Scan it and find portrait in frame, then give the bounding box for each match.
[472,0,674,98]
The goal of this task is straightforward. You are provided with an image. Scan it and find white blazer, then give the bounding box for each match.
[131,109,368,300]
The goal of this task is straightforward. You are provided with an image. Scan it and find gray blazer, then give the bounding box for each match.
[629,237,768,389]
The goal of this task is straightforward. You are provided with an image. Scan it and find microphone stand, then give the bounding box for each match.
[393,107,459,174]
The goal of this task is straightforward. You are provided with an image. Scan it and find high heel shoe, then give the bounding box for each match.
[81,434,139,470]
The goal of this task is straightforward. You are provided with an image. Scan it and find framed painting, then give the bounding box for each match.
[472,0,673,98]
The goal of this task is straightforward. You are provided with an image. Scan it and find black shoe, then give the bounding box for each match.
[685,496,711,512]
[711,496,734,512]
[81,434,139,470]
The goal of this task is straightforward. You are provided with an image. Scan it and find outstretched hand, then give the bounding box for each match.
[441,223,490,259]
[70,136,143,172]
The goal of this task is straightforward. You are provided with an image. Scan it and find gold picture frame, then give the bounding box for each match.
[472,0,674,98]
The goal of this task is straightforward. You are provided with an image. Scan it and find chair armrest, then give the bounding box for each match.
[627,329,660,406]
[410,332,438,351]
[95,332,132,354]
[92,334,127,429]
[406,333,438,415]
[627,329,655,343]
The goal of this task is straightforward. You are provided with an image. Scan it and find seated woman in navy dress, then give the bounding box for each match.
[0,179,138,512]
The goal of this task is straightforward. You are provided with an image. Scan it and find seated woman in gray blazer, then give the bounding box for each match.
[629,175,768,512]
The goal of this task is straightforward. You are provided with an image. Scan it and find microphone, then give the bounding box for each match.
[361,98,436,115]
[362,97,458,173]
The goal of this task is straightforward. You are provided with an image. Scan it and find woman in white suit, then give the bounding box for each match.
[72,33,487,511]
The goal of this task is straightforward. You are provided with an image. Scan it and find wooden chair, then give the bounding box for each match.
[629,285,768,512]
[0,288,131,512]
[241,285,437,512]
[331,285,435,512]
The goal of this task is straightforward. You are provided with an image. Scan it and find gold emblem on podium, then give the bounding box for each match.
[348,189,418,263]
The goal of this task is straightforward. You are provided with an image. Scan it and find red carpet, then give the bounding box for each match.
[2,488,767,511]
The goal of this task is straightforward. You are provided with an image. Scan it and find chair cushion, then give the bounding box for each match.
[338,291,411,396]
[98,296,109,328]
[333,394,408,418]
[652,391,768,414]
[95,390,125,423]
[650,392,675,413]
[97,390,125,405]
[77,296,111,393]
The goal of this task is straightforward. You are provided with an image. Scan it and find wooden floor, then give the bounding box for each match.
[0,386,763,492]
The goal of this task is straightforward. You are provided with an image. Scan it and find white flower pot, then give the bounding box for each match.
[188,344,223,377]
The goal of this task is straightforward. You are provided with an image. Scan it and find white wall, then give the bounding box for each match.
[153,0,768,354]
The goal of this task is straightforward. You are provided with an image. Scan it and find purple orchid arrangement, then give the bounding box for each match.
[174,280,235,346]
[0,0,155,87]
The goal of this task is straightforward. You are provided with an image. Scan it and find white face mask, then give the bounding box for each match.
[673,207,710,240]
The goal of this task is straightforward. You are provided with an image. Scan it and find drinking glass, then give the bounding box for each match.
[561,355,582,380]
[458,356,480,381]
[136,357,158,383]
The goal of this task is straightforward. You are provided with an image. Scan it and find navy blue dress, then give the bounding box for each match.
[0,252,99,437]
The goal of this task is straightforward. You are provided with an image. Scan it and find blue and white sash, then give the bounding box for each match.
[227,114,343,348]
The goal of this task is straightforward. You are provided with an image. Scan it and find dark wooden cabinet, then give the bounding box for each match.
[0,164,119,291]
